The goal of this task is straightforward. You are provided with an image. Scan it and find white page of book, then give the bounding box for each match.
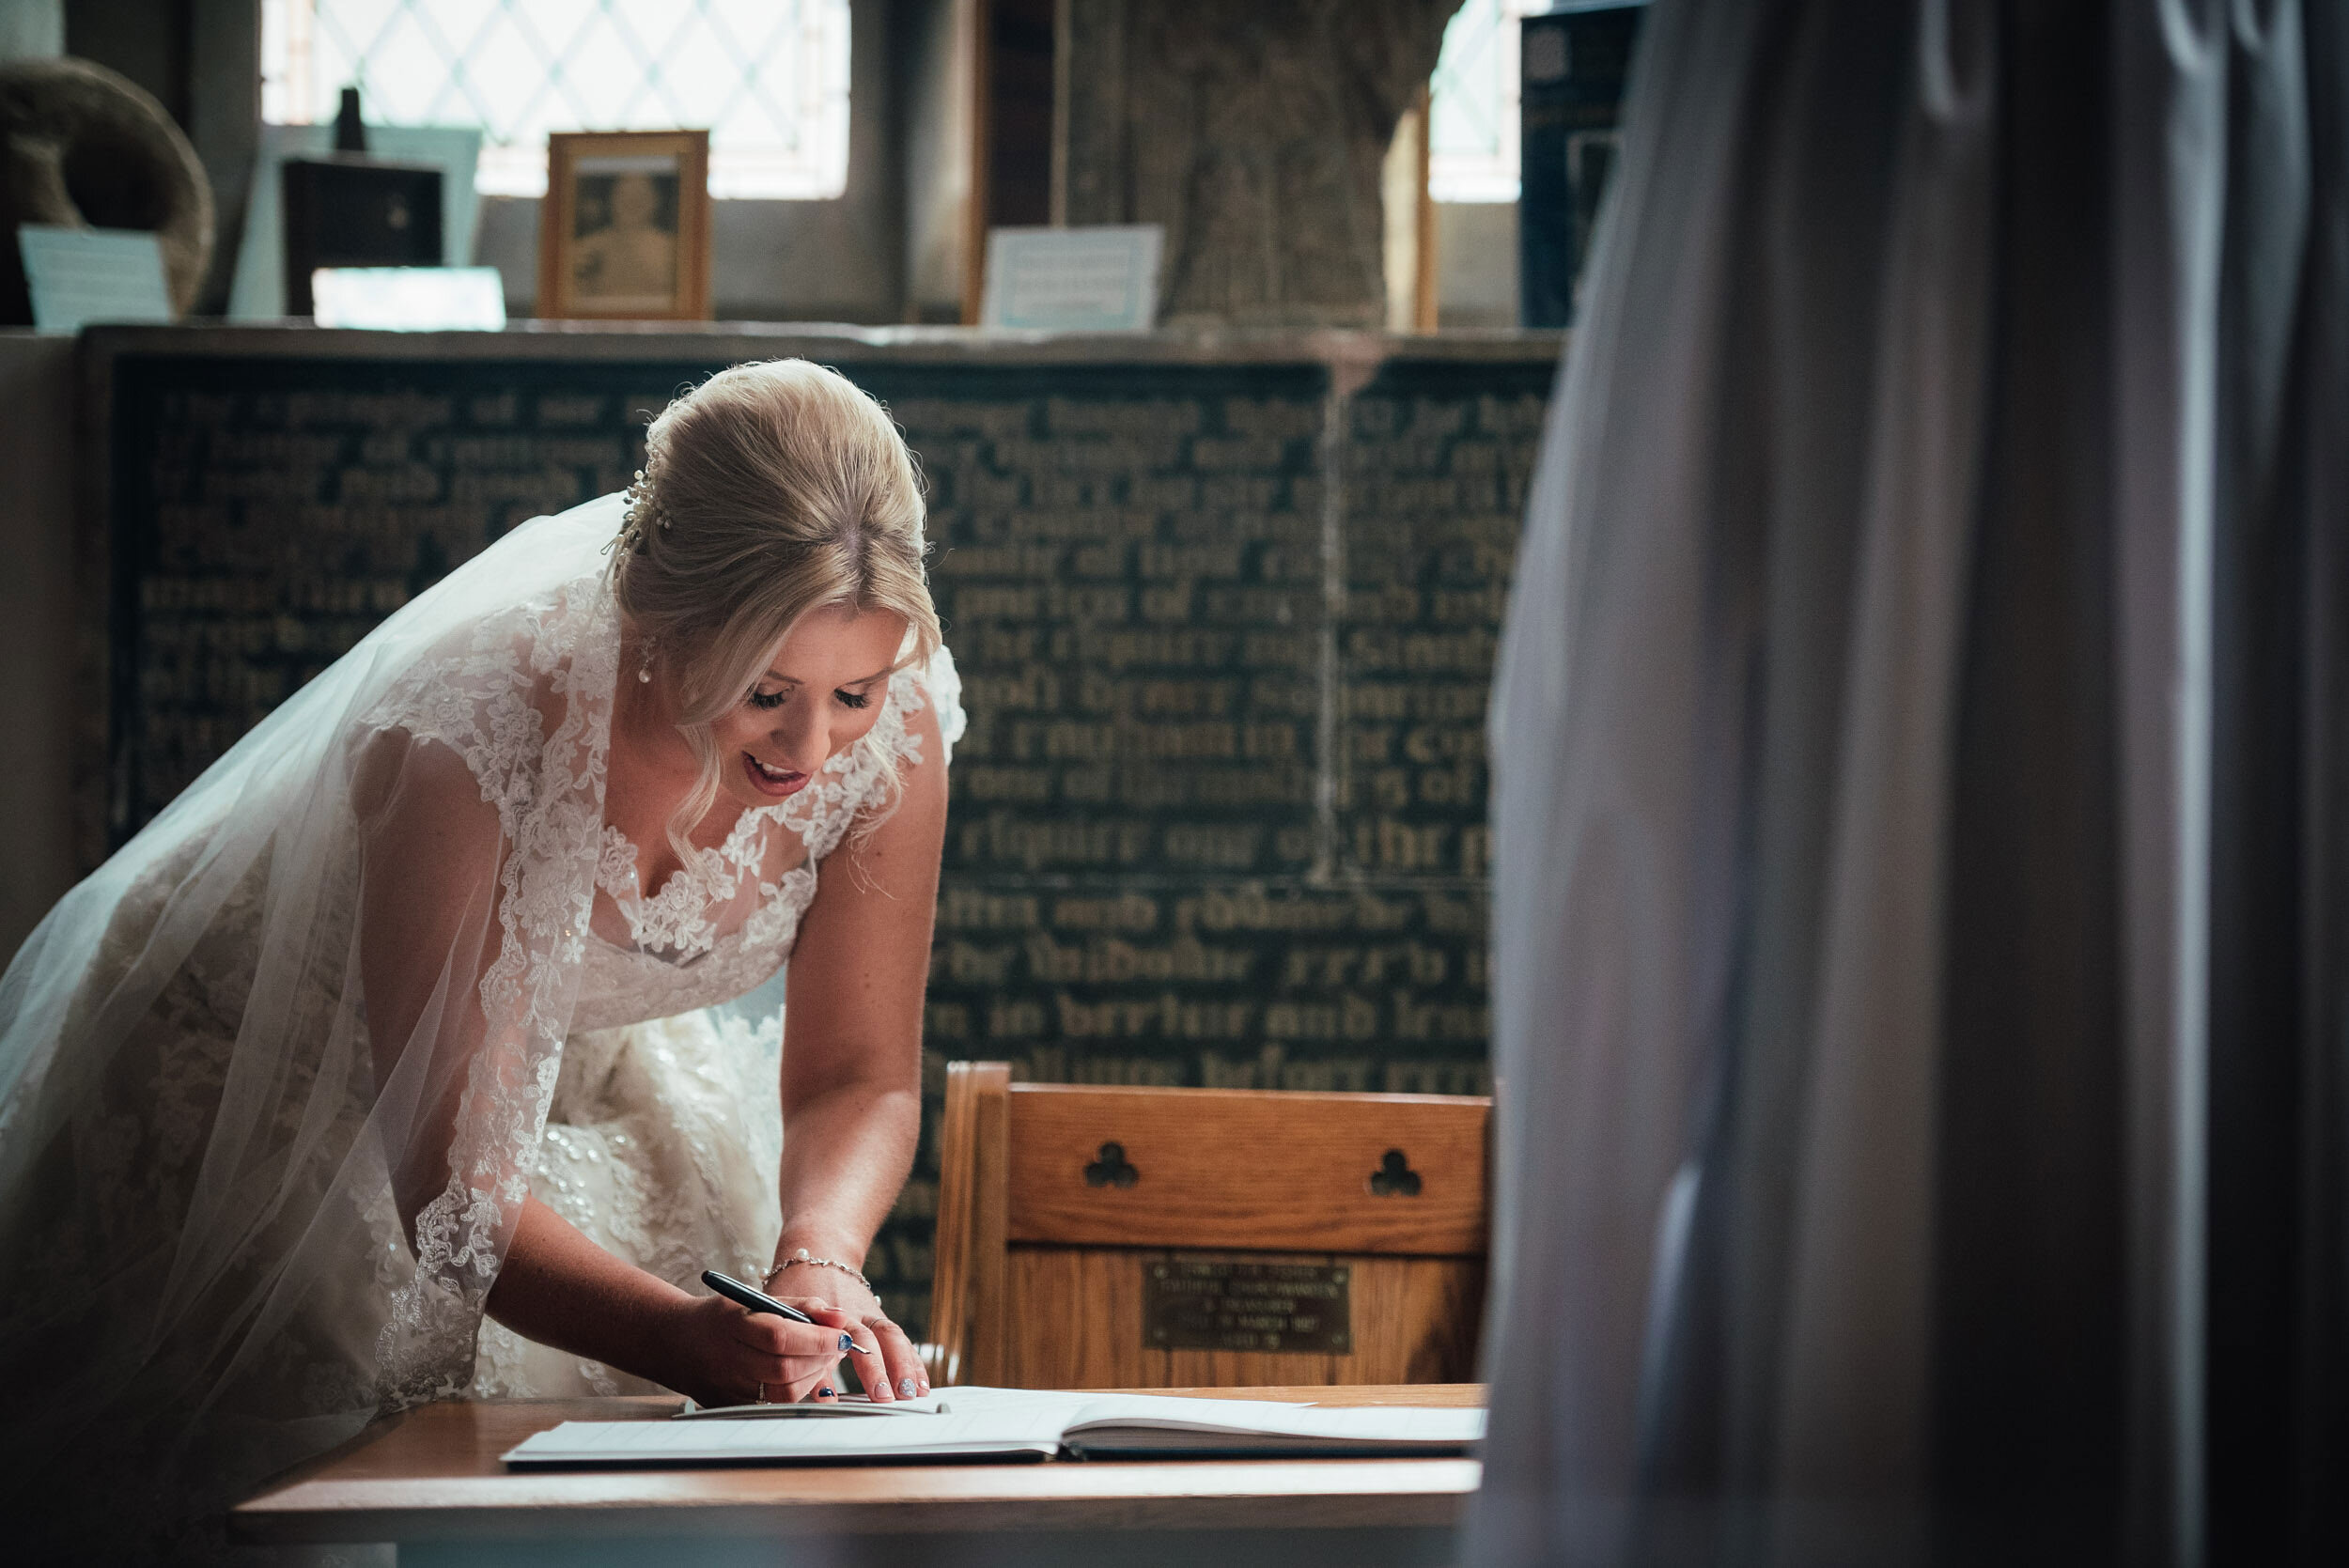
[505,1405,1067,1466]
[677,1393,950,1420]
[1063,1403,1487,1445]
[506,1389,1480,1467]
[673,1388,1315,1426]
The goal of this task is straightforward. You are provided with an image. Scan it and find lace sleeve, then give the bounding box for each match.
[347,575,618,1402]
[361,595,589,832]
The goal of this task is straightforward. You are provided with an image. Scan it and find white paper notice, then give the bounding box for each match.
[16,225,173,334]
[310,267,506,331]
[981,225,1163,332]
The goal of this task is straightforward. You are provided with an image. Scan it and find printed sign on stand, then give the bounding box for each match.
[980,225,1163,333]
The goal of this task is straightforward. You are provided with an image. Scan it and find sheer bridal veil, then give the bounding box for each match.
[0,493,633,1537]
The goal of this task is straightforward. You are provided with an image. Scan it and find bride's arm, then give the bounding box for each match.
[763,694,950,1402]
[487,1193,857,1405]
[354,734,848,1406]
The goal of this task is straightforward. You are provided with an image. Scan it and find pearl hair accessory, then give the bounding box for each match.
[615,466,671,555]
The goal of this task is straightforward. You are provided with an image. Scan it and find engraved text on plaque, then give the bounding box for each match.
[1143,1259,1353,1354]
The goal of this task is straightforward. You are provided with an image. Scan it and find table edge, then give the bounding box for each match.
[233,1458,1484,1544]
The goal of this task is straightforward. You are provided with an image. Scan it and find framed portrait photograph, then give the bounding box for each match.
[537,130,711,319]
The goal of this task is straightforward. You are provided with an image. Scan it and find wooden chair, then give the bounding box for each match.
[924,1061,1490,1389]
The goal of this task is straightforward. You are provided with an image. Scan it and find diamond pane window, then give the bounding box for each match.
[1428,0,1550,203]
[260,0,851,200]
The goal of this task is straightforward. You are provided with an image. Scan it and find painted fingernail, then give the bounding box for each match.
[817,1386,835,1399]
[897,1377,918,1398]
[839,1331,857,1353]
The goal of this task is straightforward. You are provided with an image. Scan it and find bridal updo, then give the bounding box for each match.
[612,359,939,853]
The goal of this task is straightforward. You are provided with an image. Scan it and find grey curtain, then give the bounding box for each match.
[1471,0,2348,1562]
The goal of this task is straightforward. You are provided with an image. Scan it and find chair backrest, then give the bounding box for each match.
[924,1061,1490,1389]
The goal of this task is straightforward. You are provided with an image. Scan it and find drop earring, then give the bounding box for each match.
[637,637,655,684]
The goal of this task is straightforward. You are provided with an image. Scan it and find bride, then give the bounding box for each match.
[0,359,963,1555]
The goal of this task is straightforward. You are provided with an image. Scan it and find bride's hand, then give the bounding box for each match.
[770,1277,931,1405]
[654,1291,869,1407]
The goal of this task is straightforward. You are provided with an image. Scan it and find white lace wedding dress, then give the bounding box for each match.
[0,491,961,1553]
[475,644,959,1399]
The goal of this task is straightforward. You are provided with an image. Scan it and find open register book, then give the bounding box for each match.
[501,1387,1486,1467]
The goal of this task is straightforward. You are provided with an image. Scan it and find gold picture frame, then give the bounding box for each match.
[537,130,711,320]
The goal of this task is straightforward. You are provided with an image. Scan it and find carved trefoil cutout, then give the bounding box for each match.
[1084,1141,1140,1188]
[1369,1149,1423,1196]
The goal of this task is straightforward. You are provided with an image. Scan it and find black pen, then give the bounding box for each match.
[702,1269,816,1323]
[701,1269,875,1353]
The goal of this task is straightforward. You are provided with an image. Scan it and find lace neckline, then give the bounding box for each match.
[594,801,795,959]
[590,666,924,962]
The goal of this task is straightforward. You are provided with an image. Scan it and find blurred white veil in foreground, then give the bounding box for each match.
[1475,0,2349,1561]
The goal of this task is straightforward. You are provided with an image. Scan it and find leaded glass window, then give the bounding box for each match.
[1428,0,1550,203]
[260,0,851,200]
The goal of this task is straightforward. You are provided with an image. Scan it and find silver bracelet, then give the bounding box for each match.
[762,1247,872,1294]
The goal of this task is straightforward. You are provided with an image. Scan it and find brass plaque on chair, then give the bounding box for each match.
[1143,1260,1352,1354]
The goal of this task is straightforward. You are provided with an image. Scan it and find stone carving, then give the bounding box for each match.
[1058,0,1455,328]
[0,56,213,323]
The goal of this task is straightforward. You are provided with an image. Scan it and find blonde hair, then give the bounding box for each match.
[612,359,939,866]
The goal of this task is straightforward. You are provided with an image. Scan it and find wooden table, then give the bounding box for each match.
[235,1384,1486,1568]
